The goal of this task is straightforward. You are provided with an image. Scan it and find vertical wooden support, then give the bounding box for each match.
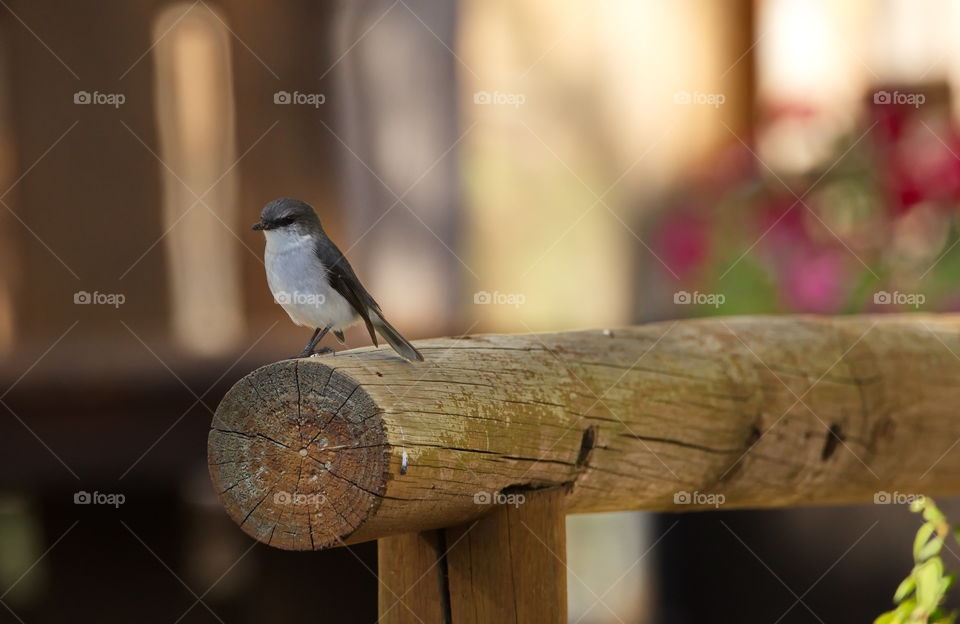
[379,530,450,624]
[378,488,567,623]
[446,488,568,623]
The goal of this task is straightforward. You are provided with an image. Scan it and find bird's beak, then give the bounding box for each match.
[252,220,267,231]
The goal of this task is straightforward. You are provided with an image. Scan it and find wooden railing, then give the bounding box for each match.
[207,315,960,623]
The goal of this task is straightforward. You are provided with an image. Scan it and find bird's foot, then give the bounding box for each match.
[288,346,334,359]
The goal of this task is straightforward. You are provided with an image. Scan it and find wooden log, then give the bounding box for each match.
[208,314,960,550]
[377,488,567,624]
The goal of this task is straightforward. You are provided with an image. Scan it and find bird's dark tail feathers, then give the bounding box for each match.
[371,311,424,362]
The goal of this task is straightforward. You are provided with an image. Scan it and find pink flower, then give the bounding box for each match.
[780,249,846,313]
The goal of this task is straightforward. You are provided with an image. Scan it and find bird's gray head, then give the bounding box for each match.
[252,198,322,234]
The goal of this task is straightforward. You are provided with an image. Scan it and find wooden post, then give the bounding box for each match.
[378,488,567,623]
[208,315,960,622]
[378,531,449,624]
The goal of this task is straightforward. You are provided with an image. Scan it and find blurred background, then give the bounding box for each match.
[2,0,960,621]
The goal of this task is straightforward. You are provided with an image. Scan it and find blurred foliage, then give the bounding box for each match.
[653,87,960,316]
[875,498,959,624]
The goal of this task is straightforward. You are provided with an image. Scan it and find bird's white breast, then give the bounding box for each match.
[262,229,359,329]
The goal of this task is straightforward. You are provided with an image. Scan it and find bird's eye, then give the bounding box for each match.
[275,216,295,227]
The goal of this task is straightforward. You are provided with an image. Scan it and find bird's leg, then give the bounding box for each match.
[290,326,331,359]
[301,326,331,356]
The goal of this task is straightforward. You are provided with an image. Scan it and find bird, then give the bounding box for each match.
[252,197,424,362]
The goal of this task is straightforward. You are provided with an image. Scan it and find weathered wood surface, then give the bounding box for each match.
[445,487,567,623]
[378,487,568,624]
[209,314,960,550]
[378,531,449,624]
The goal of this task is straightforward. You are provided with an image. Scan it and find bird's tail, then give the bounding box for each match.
[371,311,424,362]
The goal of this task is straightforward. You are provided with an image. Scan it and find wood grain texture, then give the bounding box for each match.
[209,315,960,550]
[445,487,567,624]
[377,488,568,624]
[378,530,449,624]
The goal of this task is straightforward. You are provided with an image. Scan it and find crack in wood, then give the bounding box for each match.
[618,433,743,454]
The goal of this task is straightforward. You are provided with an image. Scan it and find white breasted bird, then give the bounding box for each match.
[252,197,424,361]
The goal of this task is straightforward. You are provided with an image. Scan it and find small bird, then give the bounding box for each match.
[252,198,424,361]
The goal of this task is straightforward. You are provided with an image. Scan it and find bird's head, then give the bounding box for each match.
[252,198,322,236]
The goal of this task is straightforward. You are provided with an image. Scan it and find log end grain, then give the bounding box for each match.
[208,359,387,550]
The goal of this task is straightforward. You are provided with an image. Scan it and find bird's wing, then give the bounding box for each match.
[314,238,380,345]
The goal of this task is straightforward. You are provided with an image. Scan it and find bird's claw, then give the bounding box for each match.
[287,347,336,360]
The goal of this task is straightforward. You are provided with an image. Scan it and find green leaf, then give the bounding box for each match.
[916,524,936,561]
[924,502,945,525]
[920,536,947,562]
[873,611,897,624]
[916,558,946,610]
[875,604,911,624]
[893,576,916,603]
[875,495,960,624]
[939,609,958,624]
[942,574,955,595]
[931,607,958,624]
[891,599,916,622]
